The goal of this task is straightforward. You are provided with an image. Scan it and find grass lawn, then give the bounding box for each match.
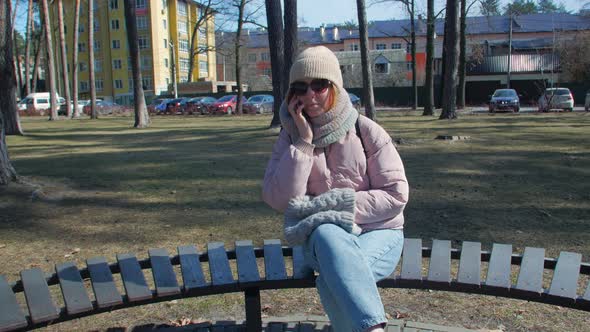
[1,111,589,331]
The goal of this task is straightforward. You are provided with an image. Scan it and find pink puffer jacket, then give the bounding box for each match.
[262,115,409,231]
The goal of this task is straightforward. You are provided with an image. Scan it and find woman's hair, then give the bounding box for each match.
[286,82,339,111]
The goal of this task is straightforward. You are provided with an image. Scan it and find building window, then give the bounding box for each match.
[78,25,84,33]
[136,0,146,9]
[128,57,132,71]
[375,63,389,74]
[111,19,120,30]
[94,20,100,32]
[113,59,122,69]
[163,19,167,29]
[109,0,118,9]
[64,25,67,34]
[164,58,169,68]
[406,61,413,71]
[350,43,359,51]
[166,78,170,85]
[376,43,386,50]
[114,79,123,89]
[141,56,151,70]
[391,43,401,49]
[112,40,121,49]
[128,78,134,91]
[177,20,187,34]
[248,53,256,62]
[95,79,103,91]
[138,36,149,49]
[162,0,167,8]
[261,52,270,61]
[177,1,187,16]
[80,81,89,92]
[78,42,86,52]
[179,39,189,52]
[179,58,189,72]
[164,39,168,48]
[79,62,87,71]
[199,60,208,77]
[93,40,100,51]
[142,76,152,89]
[95,60,102,72]
[406,43,411,52]
[137,16,147,30]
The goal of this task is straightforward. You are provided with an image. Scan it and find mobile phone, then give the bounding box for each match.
[296,100,303,109]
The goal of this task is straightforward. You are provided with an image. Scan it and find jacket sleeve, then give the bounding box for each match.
[262,129,315,212]
[354,123,409,225]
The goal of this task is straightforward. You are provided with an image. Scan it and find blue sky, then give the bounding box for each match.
[297,0,586,27]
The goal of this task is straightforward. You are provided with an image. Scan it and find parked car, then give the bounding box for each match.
[537,88,574,112]
[489,89,520,113]
[82,100,125,115]
[243,94,274,114]
[585,90,590,112]
[349,93,362,111]
[182,97,205,114]
[210,95,247,115]
[59,99,101,115]
[165,98,189,114]
[194,96,217,114]
[18,92,63,114]
[148,98,170,114]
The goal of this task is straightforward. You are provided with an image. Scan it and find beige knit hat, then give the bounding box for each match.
[289,46,343,88]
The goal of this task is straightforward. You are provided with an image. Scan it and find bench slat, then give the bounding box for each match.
[207,242,234,285]
[20,268,59,323]
[178,245,207,291]
[485,243,512,289]
[235,240,260,283]
[427,240,451,283]
[87,257,123,308]
[515,247,545,294]
[117,253,152,302]
[0,275,27,332]
[548,251,582,299]
[400,238,422,280]
[457,241,481,286]
[292,245,313,279]
[149,248,180,297]
[56,262,93,315]
[264,239,287,281]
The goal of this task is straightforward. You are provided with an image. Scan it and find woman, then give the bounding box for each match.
[262,46,409,332]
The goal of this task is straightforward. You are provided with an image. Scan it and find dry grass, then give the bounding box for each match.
[1,111,590,331]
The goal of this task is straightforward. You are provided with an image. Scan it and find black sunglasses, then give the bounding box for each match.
[290,79,331,96]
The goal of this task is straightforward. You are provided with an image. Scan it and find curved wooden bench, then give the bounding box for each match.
[1,238,589,331]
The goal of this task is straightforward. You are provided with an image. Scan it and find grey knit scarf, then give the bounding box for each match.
[279,85,359,148]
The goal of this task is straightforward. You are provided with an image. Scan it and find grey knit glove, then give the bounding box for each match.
[284,211,362,246]
[284,188,356,219]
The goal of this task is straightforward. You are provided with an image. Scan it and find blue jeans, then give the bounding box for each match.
[303,224,404,332]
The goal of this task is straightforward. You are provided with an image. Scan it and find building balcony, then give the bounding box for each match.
[467,53,560,75]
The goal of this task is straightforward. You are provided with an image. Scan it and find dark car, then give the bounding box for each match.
[489,89,520,113]
[165,98,190,114]
[349,93,361,111]
[195,96,217,114]
[243,94,274,114]
[210,95,247,115]
[82,100,125,115]
[182,97,205,114]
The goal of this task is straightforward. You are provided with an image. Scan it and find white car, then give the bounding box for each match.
[537,88,574,112]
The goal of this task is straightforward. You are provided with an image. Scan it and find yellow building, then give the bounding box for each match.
[50,0,216,105]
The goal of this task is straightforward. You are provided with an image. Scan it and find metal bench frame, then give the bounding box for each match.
[1,238,589,332]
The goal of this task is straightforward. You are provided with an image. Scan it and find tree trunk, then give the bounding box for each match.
[423,0,435,116]
[440,0,460,119]
[0,0,18,184]
[234,0,246,115]
[410,0,417,110]
[24,0,33,96]
[457,0,467,109]
[5,26,24,135]
[265,0,284,128]
[58,0,72,118]
[356,0,375,120]
[14,34,23,98]
[88,0,97,119]
[124,0,150,128]
[32,27,41,93]
[72,0,81,118]
[272,0,296,128]
[437,12,448,109]
[41,0,58,120]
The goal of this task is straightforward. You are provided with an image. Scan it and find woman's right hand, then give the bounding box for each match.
[288,97,313,144]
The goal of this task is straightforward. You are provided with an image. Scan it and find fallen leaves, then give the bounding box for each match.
[64,248,81,258]
[168,317,209,327]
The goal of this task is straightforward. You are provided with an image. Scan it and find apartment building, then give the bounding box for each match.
[50,0,216,104]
